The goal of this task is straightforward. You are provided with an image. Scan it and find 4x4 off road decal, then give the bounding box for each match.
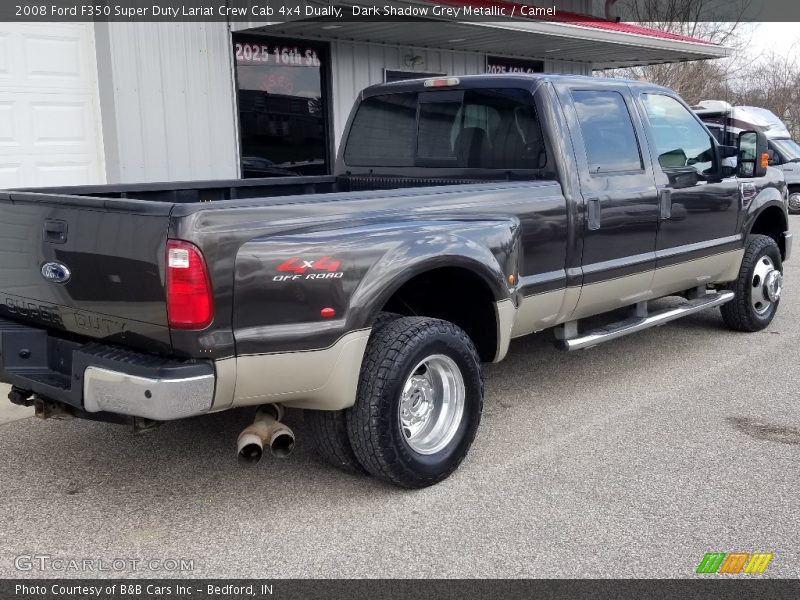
[274,257,343,281]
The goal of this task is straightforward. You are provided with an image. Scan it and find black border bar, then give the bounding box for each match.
[4,0,800,22]
[3,579,800,600]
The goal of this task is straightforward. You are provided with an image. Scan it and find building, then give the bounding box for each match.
[0,1,728,187]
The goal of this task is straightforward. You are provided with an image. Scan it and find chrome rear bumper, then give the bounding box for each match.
[84,367,214,420]
[0,316,216,421]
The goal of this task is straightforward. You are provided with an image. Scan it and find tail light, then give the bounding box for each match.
[166,239,213,329]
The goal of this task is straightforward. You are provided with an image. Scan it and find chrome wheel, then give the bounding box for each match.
[398,354,465,455]
[788,192,800,213]
[751,255,782,314]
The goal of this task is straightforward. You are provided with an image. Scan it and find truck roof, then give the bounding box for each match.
[362,73,674,97]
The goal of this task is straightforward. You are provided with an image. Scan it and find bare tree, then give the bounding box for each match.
[598,0,754,105]
[731,48,800,138]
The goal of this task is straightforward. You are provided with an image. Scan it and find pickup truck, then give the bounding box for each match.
[0,74,792,488]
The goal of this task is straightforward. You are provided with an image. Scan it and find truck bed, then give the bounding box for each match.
[0,174,553,357]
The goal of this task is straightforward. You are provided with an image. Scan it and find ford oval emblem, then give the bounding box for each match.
[41,261,71,284]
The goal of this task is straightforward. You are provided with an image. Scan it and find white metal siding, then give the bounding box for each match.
[545,59,593,76]
[0,23,104,187]
[95,22,239,183]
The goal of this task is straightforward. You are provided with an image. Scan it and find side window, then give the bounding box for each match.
[571,90,643,173]
[642,94,715,174]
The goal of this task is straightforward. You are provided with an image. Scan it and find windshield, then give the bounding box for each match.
[771,138,800,161]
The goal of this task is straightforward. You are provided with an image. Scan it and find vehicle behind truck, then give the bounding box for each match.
[695,100,800,214]
[0,75,791,488]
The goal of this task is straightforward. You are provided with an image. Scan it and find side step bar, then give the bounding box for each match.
[555,290,735,351]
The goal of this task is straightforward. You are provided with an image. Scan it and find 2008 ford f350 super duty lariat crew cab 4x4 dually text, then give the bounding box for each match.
[0,75,792,488]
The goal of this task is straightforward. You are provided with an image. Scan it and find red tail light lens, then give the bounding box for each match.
[166,240,213,329]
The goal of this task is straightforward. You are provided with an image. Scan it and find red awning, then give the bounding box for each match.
[430,0,713,45]
[550,11,712,44]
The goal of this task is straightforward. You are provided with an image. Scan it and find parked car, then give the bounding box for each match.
[695,100,800,214]
[0,75,791,488]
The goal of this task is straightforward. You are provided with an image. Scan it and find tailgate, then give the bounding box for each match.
[0,192,172,353]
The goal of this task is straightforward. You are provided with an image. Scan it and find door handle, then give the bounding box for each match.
[43,219,68,244]
[587,198,601,230]
[659,189,672,220]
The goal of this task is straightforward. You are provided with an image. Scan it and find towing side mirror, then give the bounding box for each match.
[737,130,769,178]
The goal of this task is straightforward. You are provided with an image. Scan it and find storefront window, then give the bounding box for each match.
[234,36,328,177]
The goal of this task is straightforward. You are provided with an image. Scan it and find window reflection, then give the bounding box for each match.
[234,37,328,177]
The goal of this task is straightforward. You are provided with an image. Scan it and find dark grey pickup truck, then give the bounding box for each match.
[0,74,792,488]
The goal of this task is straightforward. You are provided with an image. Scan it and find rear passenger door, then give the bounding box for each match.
[556,83,659,319]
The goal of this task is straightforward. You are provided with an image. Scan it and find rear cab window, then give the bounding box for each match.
[344,88,547,171]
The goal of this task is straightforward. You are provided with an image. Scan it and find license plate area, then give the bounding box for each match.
[0,324,81,403]
[1,329,48,371]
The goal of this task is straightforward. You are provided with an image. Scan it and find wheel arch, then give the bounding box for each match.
[748,203,789,260]
[369,259,509,363]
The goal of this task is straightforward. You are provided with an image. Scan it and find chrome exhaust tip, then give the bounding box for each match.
[236,404,294,466]
[237,431,265,466]
[269,429,295,458]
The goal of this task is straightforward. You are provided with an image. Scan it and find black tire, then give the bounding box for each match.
[721,234,783,332]
[305,409,366,474]
[346,317,483,488]
[304,312,401,474]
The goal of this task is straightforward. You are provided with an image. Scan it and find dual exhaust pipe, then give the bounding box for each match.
[237,404,295,466]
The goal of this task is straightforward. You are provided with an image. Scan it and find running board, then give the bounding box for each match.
[555,291,735,351]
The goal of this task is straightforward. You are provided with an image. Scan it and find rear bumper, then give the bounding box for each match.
[83,367,214,420]
[0,317,214,420]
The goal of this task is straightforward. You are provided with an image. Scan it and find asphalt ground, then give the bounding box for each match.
[0,218,798,579]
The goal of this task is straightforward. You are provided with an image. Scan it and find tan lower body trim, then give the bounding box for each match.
[494,299,516,362]
[510,286,580,339]
[231,330,371,410]
[505,249,744,342]
[570,271,655,321]
[211,357,237,411]
[570,249,743,321]
[652,249,744,296]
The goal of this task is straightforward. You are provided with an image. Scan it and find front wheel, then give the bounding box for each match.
[721,234,783,332]
[346,317,483,488]
[788,190,800,215]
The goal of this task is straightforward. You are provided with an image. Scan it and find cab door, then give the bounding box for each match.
[635,92,741,297]
[555,82,659,319]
